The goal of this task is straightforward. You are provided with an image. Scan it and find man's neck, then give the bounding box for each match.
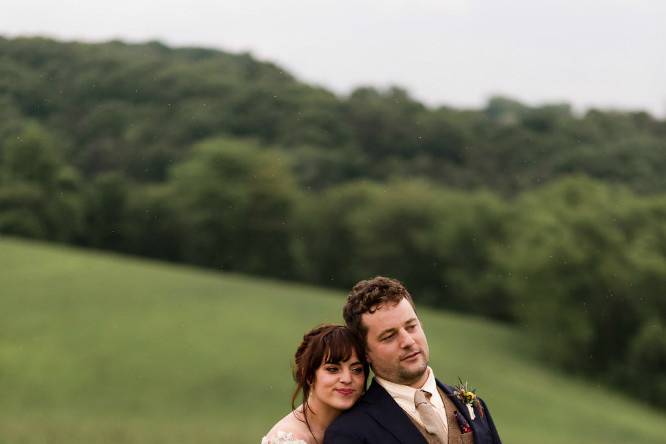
[408,367,430,389]
[375,367,431,389]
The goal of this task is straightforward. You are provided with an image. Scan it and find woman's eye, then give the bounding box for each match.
[351,367,363,374]
[325,366,338,373]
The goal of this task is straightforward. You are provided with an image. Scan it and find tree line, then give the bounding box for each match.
[1,36,665,408]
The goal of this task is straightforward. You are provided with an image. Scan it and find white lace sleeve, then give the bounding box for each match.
[261,430,308,444]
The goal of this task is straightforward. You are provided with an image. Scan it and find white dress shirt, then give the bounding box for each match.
[375,367,448,430]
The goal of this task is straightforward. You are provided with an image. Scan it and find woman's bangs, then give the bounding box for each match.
[322,329,357,364]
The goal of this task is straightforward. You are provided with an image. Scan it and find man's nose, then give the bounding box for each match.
[398,328,416,348]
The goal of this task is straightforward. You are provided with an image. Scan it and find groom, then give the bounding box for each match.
[324,276,502,444]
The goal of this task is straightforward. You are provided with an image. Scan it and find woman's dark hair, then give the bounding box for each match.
[291,324,368,440]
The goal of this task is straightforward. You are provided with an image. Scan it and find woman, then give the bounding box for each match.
[262,324,368,444]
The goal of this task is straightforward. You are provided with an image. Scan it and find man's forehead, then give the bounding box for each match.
[362,298,416,330]
[368,300,400,314]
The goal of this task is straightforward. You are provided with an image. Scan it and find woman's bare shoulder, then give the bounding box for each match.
[261,409,312,444]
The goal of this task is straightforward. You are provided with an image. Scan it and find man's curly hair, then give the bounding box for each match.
[343,276,415,344]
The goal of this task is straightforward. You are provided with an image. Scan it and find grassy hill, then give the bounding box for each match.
[1,236,665,444]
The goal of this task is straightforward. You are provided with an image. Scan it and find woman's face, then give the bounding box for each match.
[309,349,365,411]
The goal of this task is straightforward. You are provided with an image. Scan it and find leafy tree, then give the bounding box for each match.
[550,136,666,192]
[0,122,84,241]
[500,176,666,408]
[123,184,185,261]
[0,122,63,185]
[169,137,299,277]
[501,177,644,371]
[0,183,48,238]
[345,86,424,160]
[626,320,666,406]
[82,172,130,250]
[294,180,510,317]
[285,144,367,191]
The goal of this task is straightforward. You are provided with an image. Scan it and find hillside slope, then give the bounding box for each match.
[1,237,664,444]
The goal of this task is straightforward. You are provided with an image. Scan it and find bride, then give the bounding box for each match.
[262,324,368,444]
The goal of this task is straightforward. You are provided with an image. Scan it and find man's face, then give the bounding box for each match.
[362,297,430,387]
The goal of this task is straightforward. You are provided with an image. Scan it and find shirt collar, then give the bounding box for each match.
[375,367,440,404]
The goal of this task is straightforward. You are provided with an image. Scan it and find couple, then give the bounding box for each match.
[262,276,502,444]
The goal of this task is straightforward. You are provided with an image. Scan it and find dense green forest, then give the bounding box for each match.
[1,36,665,408]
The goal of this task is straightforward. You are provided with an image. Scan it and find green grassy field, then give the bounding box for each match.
[1,236,665,444]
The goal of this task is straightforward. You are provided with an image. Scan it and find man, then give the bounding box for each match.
[324,276,502,444]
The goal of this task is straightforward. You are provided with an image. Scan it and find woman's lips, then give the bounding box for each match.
[335,388,356,396]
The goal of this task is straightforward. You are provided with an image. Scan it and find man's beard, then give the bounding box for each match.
[396,359,428,385]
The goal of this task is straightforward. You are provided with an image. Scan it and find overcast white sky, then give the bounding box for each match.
[2,0,665,116]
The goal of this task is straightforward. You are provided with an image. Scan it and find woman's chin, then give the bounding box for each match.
[329,397,360,411]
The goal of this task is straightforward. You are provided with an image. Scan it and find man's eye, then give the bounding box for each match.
[406,324,416,331]
[381,334,394,342]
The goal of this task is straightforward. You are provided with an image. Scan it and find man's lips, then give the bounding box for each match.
[335,388,356,396]
[400,350,421,361]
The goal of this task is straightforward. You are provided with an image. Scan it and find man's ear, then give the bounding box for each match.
[365,352,372,364]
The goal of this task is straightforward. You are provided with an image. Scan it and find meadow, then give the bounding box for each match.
[1,236,665,443]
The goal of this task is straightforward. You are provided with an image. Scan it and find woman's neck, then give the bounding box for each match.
[300,396,341,443]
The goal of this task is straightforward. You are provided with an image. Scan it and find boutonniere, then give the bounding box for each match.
[453,378,484,418]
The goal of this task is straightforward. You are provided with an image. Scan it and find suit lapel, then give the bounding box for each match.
[436,379,475,426]
[363,379,428,444]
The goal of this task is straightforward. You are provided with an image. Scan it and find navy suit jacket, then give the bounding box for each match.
[324,378,502,444]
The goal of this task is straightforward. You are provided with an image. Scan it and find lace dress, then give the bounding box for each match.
[261,430,308,444]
